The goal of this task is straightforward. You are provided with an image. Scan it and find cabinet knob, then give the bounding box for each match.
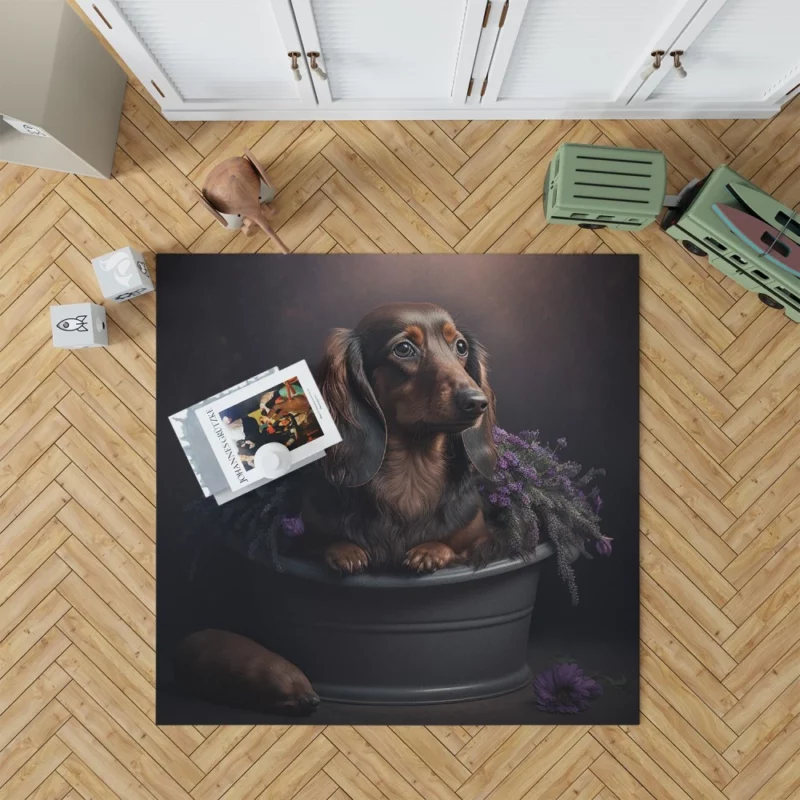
[288,52,302,81]
[670,50,687,79]
[640,51,665,81]
[307,52,328,81]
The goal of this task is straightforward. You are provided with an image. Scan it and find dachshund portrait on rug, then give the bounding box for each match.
[303,302,503,574]
[173,303,504,716]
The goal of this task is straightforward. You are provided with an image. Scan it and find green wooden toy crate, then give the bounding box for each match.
[544,143,667,231]
[661,165,800,323]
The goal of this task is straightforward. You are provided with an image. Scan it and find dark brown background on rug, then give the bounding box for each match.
[156,253,639,724]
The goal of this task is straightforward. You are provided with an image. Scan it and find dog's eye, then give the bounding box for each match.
[393,341,414,358]
[455,338,468,356]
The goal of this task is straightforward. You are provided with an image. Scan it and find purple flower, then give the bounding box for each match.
[507,433,528,449]
[595,536,613,556]
[520,466,537,481]
[594,495,603,513]
[280,515,305,537]
[492,426,509,443]
[533,663,602,714]
[557,437,568,448]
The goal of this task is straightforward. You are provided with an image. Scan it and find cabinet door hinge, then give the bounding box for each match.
[467,77,475,97]
[480,77,488,97]
[499,0,509,27]
[482,0,491,27]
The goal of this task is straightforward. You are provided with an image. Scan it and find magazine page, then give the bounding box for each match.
[169,366,280,497]
[195,360,341,492]
[213,450,326,505]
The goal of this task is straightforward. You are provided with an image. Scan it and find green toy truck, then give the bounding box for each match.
[544,143,800,323]
[661,165,800,323]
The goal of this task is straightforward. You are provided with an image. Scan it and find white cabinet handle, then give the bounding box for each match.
[640,50,665,81]
[670,50,687,79]
[288,52,302,81]
[307,52,328,81]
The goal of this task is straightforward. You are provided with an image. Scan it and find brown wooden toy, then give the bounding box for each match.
[198,149,289,254]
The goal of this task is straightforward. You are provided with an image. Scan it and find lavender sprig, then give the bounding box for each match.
[484,426,609,604]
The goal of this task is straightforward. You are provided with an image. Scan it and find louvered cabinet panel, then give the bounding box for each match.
[647,0,800,102]
[117,0,293,101]
[76,0,314,110]
[290,0,486,106]
[486,0,702,104]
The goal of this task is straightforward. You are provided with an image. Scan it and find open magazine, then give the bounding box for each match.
[170,361,340,504]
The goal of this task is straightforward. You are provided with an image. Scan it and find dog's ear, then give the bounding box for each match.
[461,332,497,480]
[318,328,387,487]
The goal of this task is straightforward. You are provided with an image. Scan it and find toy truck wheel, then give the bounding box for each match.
[758,293,784,310]
[682,240,707,257]
[578,223,607,230]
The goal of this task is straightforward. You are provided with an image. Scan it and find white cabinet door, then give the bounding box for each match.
[632,0,800,109]
[76,0,316,112]
[480,0,706,112]
[289,0,487,110]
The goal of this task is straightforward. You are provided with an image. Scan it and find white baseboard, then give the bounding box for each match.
[162,103,781,122]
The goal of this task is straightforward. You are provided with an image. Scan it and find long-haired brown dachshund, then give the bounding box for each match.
[303,303,501,574]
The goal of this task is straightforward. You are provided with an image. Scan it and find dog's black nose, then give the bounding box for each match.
[456,388,488,416]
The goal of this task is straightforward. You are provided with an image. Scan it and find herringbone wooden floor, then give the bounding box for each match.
[2,66,800,798]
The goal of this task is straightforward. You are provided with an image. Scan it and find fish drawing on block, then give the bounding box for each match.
[56,315,89,332]
[713,204,800,277]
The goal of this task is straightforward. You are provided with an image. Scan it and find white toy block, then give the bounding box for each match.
[50,303,107,349]
[91,246,154,302]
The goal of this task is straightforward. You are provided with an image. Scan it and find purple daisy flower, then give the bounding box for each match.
[533,663,602,714]
[280,515,305,537]
[595,536,613,556]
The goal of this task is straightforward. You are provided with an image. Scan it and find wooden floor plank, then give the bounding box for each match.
[322,136,451,252]
[399,121,469,174]
[56,427,155,538]
[56,645,203,787]
[56,571,154,683]
[454,120,580,230]
[364,121,469,210]
[56,537,154,644]
[55,392,154,504]
[640,500,736,608]
[0,592,69,682]
[122,86,202,176]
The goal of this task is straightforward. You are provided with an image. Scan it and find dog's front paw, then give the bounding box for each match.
[325,542,369,574]
[404,542,456,573]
